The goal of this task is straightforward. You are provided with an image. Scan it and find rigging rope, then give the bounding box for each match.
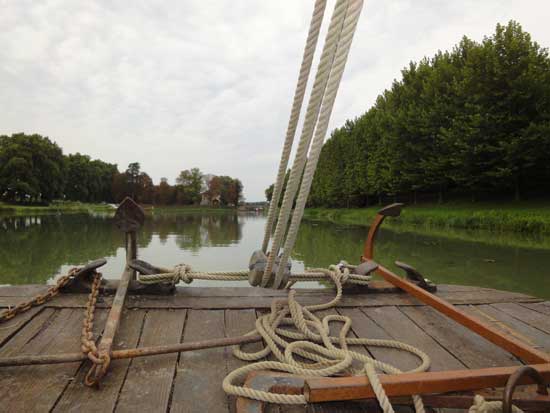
[262,0,327,254]
[263,0,364,290]
[263,0,353,287]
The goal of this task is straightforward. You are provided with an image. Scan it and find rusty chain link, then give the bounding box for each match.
[80,272,110,387]
[0,267,80,323]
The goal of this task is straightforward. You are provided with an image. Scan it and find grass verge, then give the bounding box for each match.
[304,201,550,234]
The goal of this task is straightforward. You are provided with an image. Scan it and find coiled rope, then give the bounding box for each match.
[468,395,523,413]
[222,264,429,412]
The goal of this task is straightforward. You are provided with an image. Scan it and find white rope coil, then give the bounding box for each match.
[468,395,524,413]
[222,264,429,412]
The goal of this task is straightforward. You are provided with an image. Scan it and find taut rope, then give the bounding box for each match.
[263,0,364,290]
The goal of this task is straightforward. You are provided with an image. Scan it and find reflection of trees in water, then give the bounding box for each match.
[0,211,244,285]
[0,214,121,284]
[292,221,367,269]
[146,212,243,251]
[294,221,550,299]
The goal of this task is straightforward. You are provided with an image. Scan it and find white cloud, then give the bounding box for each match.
[1,0,549,200]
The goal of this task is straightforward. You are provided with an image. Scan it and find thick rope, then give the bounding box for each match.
[136,263,372,286]
[263,0,351,287]
[276,0,364,281]
[262,0,327,254]
[222,265,429,412]
[468,395,523,413]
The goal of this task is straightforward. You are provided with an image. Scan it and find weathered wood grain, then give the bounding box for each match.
[492,302,550,335]
[115,309,185,413]
[461,304,550,352]
[170,309,229,413]
[364,306,465,372]
[0,308,107,412]
[53,309,146,413]
[401,306,520,368]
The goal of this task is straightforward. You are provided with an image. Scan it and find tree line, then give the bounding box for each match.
[303,21,550,207]
[0,133,243,206]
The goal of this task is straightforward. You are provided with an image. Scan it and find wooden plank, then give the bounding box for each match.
[0,308,107,412]
[225,309,262,413]
[0,284,49,297]
[461,304,550,352]
[401,306,520,368]
[520,301,550,316]
[115,309,185,413]
[492,302,550,335]
[363,306,465,372]
[170,309,229,413]
[53,309,147,413]
[0,308,56,355]
[0,307,43,347]
[337,308,421,373]
[0,287,540,310]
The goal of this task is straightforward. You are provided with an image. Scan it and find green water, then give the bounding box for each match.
[0,211,549,299]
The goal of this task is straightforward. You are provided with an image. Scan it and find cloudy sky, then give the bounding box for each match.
[1,1,549,201]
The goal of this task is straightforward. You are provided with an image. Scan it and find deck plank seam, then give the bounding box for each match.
[334,308,377,361]
[112,309,150,413]
[0,306,44,348]
[165,308,189,413]
[516,301,550,316]
[490,303,550,336]
[394,306,470,370]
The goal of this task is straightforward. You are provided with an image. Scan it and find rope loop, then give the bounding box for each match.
[468,395,524,413]
[173,263,193,284]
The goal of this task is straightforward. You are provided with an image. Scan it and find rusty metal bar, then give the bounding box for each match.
[362,203,403,261]
[376,264,550,364]
[0,333,262,367]
[304,364,550,402]
[96,260,133,359]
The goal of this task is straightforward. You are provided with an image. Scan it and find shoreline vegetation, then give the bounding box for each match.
[303,202,550,234]
[0,201,238,215]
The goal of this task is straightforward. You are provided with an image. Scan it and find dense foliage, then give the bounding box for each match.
[0,134,243,206]
[305,21,550,207]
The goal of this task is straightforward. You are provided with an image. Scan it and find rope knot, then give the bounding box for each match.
[174,264,193,284]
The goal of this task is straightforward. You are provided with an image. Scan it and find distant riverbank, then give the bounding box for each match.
[0,201,115,215]
[304,202,550,234]
[0,201,238,216]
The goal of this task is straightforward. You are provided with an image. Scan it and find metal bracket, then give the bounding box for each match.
[395,261,437,292]
[127,259,176,295]
[248,250,291,289]
[60,258,107,293]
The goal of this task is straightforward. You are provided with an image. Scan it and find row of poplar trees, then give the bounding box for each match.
[308,21,550,207]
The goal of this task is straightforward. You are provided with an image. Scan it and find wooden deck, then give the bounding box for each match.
[0,284,548,412]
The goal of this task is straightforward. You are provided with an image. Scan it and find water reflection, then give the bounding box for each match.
[0,212,245,285]
[294,220,550,299]
[0,211,549,299]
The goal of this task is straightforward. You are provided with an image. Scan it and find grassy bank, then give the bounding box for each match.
[304,202,550,234]
[0,201,115,215]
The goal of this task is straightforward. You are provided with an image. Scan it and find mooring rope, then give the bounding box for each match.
[136,262,372,286]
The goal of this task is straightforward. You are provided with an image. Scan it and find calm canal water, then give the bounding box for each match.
[1,210,549,299]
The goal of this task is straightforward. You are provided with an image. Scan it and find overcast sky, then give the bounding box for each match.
[1,1,549,201]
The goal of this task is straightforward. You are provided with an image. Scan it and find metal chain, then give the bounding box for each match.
[0,267,80,323]
[80,272,111,387]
